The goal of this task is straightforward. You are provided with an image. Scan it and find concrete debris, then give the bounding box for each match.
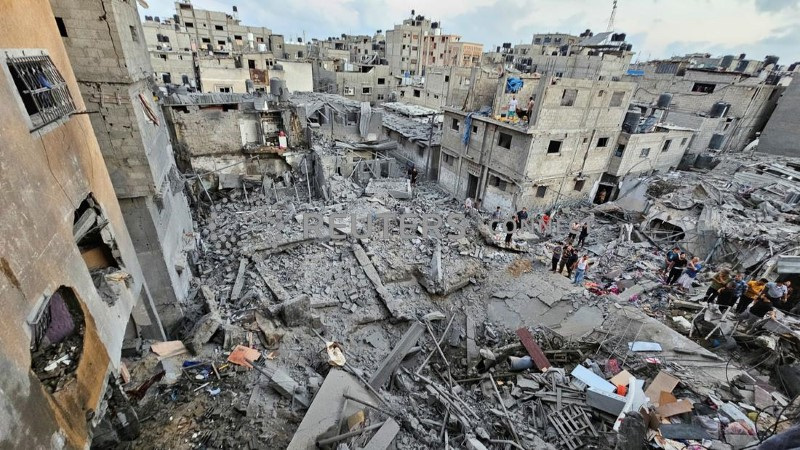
[122,149,800,449]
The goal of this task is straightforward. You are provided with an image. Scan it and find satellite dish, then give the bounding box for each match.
[137,0,149,8]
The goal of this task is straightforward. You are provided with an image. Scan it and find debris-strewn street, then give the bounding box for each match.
[117,151,800,449]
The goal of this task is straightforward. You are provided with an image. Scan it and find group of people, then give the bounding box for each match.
[506,95,535,124]
[551,243,591,286]
[662,247,703,293]
[662,246,797,330]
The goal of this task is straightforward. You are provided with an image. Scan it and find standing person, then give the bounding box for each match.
[515,207,529,228]
[410,166,419,186]
[667,252,687,285]
[738,278,768,314]
[732,273,747,304]
[573,255,589,286]
[577,223,589,247]
[508,95,518,118]
[491,207,502,231]
[551,245,562,272]
[464,197,473,217]
[558,245,573,274]
[715,282,738,312]
[567,222,581,242]
[504,214,516,247]
[526,96,534,124]
[763,280,789,309]
[474,198,482,212]
[662,247,680,277]
[541,212,551,235]
[676,256,702,294]
[565,250,579,278]
[704,268,731,303]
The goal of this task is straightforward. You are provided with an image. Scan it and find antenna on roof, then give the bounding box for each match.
[606,0,617,32]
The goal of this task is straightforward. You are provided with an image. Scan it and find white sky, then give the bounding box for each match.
[141,0,800,63]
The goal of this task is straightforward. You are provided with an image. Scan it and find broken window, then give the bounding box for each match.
[234,35,242,40]
[609,91,625,107]
[491,176,508,191]
[129,26,138,42]
[202,38,210,43]
[639,147,651,158]
[215,25,223,31]
[680,137,688,146]
[536,186,547,197]
[161,73,171,84]
[574,179,585,191]
[662,139,672,152]
[55,17,68,37]
[6,53,76,131]
[217,86,231,93]
[377,94,384,100]
[498,132,512,149]
[362,86,371,94]
[597,137,609,147]
[560,89,577,106]
[217,40,225,46]
[400,91,405,97]
[414,89,421,98]
[185,22,194,28]
[160,54,167,61]
[29,287,86,393]
[547,140,562,154]
[691,82,716,93]
[442,153,454,165]
[344,86,355,96]
[444,75,450,82]
[248,59,255,69]
[614,144,625,157]
[377,77,386,85]
[472,125,478,134]
[451,118,459,131]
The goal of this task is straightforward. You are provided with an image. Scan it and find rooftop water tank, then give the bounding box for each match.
[709,101,729,118]
[709,133,725,150]
[622,111,641,133]
[721,55,735,69]
[657,93,672,108]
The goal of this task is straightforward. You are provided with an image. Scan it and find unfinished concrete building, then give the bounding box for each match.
[0,1,169,446]
[384,14,435,76]
[50,0,195,332]
[439,77,636,211]
[624,67,783,161]
[336,64,394,104]
[397,65,498,110]
[758,75,799,157]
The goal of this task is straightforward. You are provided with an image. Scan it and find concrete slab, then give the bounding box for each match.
[287,369,379,450]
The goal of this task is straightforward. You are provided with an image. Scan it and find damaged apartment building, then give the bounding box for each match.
[624,59,785,164]
[140,2,317,95]
[50,0,195,332]
[0,0,179,447]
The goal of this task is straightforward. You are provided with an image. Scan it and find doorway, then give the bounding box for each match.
[466,173,479,199]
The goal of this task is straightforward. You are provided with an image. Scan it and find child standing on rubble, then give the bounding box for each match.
[676,256,702,294]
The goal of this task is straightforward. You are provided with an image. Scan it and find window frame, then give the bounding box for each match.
[498,132,512,149]
[547,140,562,154]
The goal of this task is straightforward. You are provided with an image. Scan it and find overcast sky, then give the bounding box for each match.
[141,0,800,63]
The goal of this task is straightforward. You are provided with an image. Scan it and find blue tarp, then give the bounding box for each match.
[626,69,645,76]
[462,107,492,147]
[505,77,523,93]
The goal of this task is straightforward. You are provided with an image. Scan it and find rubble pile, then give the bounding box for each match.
[118,151,800,449]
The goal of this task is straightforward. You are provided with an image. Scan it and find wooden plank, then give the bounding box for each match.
[466,316,478,369]
[361,418,401,450]
[352,243,408,319]
[230,257,248,302]
[369,321,425,389]
[516,328,551,371]
[656,399,693,418]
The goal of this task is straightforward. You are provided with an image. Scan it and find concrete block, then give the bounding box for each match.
[282,294,311,327]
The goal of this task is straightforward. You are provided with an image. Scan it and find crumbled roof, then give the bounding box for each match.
[382,112,442,146]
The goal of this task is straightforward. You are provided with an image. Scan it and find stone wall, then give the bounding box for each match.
[759,77,800,157]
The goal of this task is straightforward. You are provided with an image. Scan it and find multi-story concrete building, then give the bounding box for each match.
[758,75,799,157]
[197,56,313,93]
[421,33,482,68]
[141,2,286,89]
[50,0,195,331]
[624,67,783,159]
[381,102,442,179]
[397,65,498,110]
[1,1,171,447]
[385,14,435,76]
[337,64,394,104]
[438,77,637,211]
